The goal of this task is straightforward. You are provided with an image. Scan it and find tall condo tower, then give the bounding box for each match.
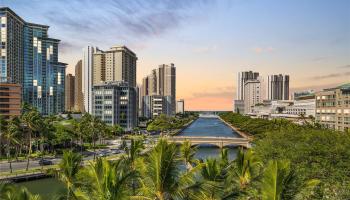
[267,74,289,100]
[83,46,98,113]
[0,7,66,115]
[236,71,260,100]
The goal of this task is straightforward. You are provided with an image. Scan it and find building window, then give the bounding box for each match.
[58,72,61,84]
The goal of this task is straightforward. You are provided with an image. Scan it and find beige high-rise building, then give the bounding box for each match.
[74,60,84,112]
[65,74,75,111]
[100,46,137,87]
[315,83,350,131]
[91,46,137,88]
[140,64,176,117]
[93,50,105,85]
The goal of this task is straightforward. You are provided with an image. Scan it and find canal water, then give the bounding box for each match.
[15,116,240,197]
[179,117,241,160]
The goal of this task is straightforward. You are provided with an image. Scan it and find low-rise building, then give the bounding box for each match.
[176,99,185,114]
[233,100,245,114]
[0,83,21,119]
[315,83,350,131]
[142,95,171,118]
[92,82,137,130]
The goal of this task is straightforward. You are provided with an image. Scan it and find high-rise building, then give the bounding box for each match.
[93,50,105,85]
[140,64,176,118]
[82,46,97,114]
[236,71,259,100]
[92,81,137,130]
[103,46,137,87]
[315,83,350,131]
[234,71,259,113]
[0,83,21,119]
[244,80,262,114]
[176,99,185,114]
[267,74,289,100]
[90,45,137,87]
[65,74,75,111]
[74,60,84,112]
[0,7,66,115]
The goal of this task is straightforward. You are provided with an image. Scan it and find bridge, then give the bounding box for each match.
[167,136,251,148]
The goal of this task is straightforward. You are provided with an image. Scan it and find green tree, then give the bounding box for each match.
[57,150,82,199]
[74,158,135,200]
[180,140,197,171]
[21,108,42,171]
[138,139,196,200]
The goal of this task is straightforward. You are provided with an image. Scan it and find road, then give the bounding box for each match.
[0,139,124,174]
[0,153,103,173]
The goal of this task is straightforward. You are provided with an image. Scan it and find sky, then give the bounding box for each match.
[2,0,349,111]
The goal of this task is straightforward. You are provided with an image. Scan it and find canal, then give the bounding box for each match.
[179,116,241,160]
[16,116,240,197]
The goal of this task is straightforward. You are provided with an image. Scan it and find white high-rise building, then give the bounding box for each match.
[234,71,259,113]
[82,46,97,113]
[244,80,262,114]
[237,71,260,100]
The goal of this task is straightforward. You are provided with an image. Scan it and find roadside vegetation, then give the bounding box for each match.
[1,138,322,200]
[146,112,198,133]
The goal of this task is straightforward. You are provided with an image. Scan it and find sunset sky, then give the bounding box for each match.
[3,0,350,110]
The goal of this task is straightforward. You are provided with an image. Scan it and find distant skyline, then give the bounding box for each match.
[3,0,349,110]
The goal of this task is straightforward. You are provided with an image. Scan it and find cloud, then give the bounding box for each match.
[338,64,350,68]
[311,71,350,80]
[193,45,218,53]
[252,46,275,54]
[30,0,214,41]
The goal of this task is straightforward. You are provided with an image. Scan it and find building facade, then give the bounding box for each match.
[176,99,185,114]
[0,7,66,115]
[92,82,137,130]
[234,71,259,113]
[83,46,98,114]
[74,60,84,112]
[65,74,75,111]
[140,64,176,118]
[244,80,262,114]
[267,74,289,100]
[142,95,168,118]
[236,71,259,100]
[315,83,350,131]
[0,83,21,119]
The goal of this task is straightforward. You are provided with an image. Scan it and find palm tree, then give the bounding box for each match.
[21,108,42,171]
[260,160,319,200]
[199,158,225,199]
[0,183,41,200]
[74,158,135,200]
[260,160,294,200]
[57,150,82,199]
[180,140,197,171]
[81,114,104,159]
[4,117,22,173]
[125,138,144,194]
[137,138,195,200]
[229,148,260,190]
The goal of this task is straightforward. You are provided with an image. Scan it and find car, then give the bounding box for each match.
[97,151,109,157]
[38,159,53,166]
